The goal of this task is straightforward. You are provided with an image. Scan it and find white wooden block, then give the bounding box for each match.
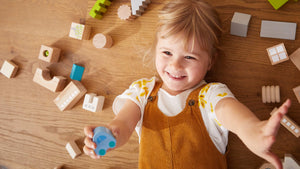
[283,154,300,169]
[65,140,82,159]
[69,22,91,40]
[83,93,105,112]
[260,20,297,40]
[230,12,251,37]
[38,45,61,63]
[131,0,151,16]
[0,60,18,78]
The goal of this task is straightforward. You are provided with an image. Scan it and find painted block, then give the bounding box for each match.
[54,81,87,111]
[118,5,136,20]
[290,48,300,71]
[131,0,151,16]
[293,85,300,103]
[260,20,297,40]
[284,154,300,169]
[33,67,67,92]
[70,64,85,81]
[266,43,289,65]
[38,45,61,63]
[69,22,91,40]
[262,85,280,103]
[0,60,18,78]
[93,127,116,156]
[271,107,300,138]
[83,93,105,112]
[268,0,288,10]
[230,12,251,37]
[89,0,111,20]
[65,140,82,159]
[92,33,113,49]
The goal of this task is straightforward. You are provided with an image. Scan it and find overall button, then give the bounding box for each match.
[188,100,195,106]
[148,96,154,102]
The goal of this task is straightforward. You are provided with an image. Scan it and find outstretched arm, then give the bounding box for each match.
[215,98,291,169]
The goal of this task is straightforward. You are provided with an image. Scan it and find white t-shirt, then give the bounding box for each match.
[112,77,235,154]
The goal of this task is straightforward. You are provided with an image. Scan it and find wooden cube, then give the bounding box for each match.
[65,140,81,159]
[230,12,251,37]
[266,43,289,65]
[83,93,105,112]
[290,48,300,71]
[69,22,91,40]
[0,60,18,78]
[38,45,61,63]
[293,85,300,103]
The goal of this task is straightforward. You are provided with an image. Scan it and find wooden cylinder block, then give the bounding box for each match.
[118,5,136,20]
[93,33,113,49]
[262,85,280,103]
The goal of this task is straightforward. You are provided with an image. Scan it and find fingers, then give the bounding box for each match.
[277,99,291,116]
[261,151,283,169]
[84,136,97,149]
[84,126,97,138]
[83,145,101,159]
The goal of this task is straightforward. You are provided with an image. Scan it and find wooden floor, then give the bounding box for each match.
[0,0,299,168]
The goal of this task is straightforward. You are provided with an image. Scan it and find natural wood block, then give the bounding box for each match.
[38,45,61,63]
[262,85,280,103]
[82,93,105,112]
[0,60,18,78]
[290,48,300,71]
[293,85,300,103]
[118,5,136,20]
[266,43,289,65]
[53,81,87,111]
[33,67,67,92]
[65,140,82,159]
[69,22,91,40]
[54,164,64,169]
[284,154,300,169]
[92,33,113,48]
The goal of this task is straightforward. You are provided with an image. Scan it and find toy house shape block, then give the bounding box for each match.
[230,12,251,37]
[89,0,111,20]
[92,33,113,49]
[283,154,300,169]
[131,0,151,16]
[293,85,300,103]
[83,93,105,112]
[70,64,85,81]
[33,67,67,92]
[0,60,18,78]
[118,5,136,20]
[53,81,87,111]
[69,22,91,40]
[266,43,289,65]
[271,108,300,138]
[93,127,116,156]
[290,48,300,71]
[38,45,61,63]
[65,140,82,159]
[262,85,280,103]
[268,0,288,10]
[260,20,297,40]
[258,162,276,169]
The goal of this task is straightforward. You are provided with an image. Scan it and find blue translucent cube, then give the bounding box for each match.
[70,64,84,81]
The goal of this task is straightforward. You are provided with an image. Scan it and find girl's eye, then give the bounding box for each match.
[185,56,196,60]
[163,51,172,56]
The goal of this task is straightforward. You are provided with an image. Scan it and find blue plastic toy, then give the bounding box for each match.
[70,64,85,81]
[93,126,116,156]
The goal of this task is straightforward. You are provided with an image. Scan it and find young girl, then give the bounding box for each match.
[83,0,291,168]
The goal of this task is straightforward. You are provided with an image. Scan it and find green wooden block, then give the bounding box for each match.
[268,0,288,10]
[96,0,111,7]
[92,5,107,13]
[89,10,103,19]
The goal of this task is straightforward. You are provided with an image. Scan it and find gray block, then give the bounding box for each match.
[260,20,297,40]
[230,12,252,37]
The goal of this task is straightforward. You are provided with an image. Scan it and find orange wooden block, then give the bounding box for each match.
[290,48,300,71]
[33,67,67,92]
[38,45,61,63]
[266,43,289,65]
[0,60,18,78]
[92,33,113,48]
[118,5,136,20]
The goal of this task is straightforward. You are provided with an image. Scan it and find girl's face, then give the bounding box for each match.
[155,33,212,95]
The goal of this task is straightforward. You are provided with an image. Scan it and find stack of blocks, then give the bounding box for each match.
[131,0,151,16]
[69,22,91,40]
[89,0,112,20]
[83,93,105,112]
[230,12,251,37]
[266,43,289,65]
[0,60,18,78]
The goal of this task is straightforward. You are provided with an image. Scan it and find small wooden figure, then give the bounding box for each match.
[131,0,151,16]
[271,108,300,138]
[268,0,288,10]
[38,45,61,63]
[293,85,300,103]
[262,85,280,103]
[258,162,276,169]
[290,48,300,71]
[266,43,289,65]
[89,0,112,20]
[33,68,67,92]
[53,81,87,111]
[69,22,91,40]
[92,33,113,49]
[83,93,105,112]
[93,127,116,156]
[284,154,300,169]
[65,140,82,159]
[0,60,18,78]
[118,5,136,20]
[230,12,252,37]
[70,64,85,81]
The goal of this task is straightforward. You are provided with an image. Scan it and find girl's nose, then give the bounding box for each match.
[169,57,182,69]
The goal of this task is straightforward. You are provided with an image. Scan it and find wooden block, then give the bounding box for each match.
[268,0,288,10]
[0,60,18,78]
[131,0,151,16]
[271,107,300,138]
[290,48,300,71]
[70,64,85,81]
[93,33,113,48]
[54,164,64,169]
[33,67,67,92]
[262,85,280,103]
[230,12,251,37]
[38,45,61,63]
[260,20,297,40]
[293,85,300,103]
[258,162,276,169]
[266,43,289,65]
[118,5,136,20]
[284,154,300,169]
[69,22,91,40]
[65,140,82,159]
[83,93,105,112]
[89,0,111,20]
[53,81,87,111]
